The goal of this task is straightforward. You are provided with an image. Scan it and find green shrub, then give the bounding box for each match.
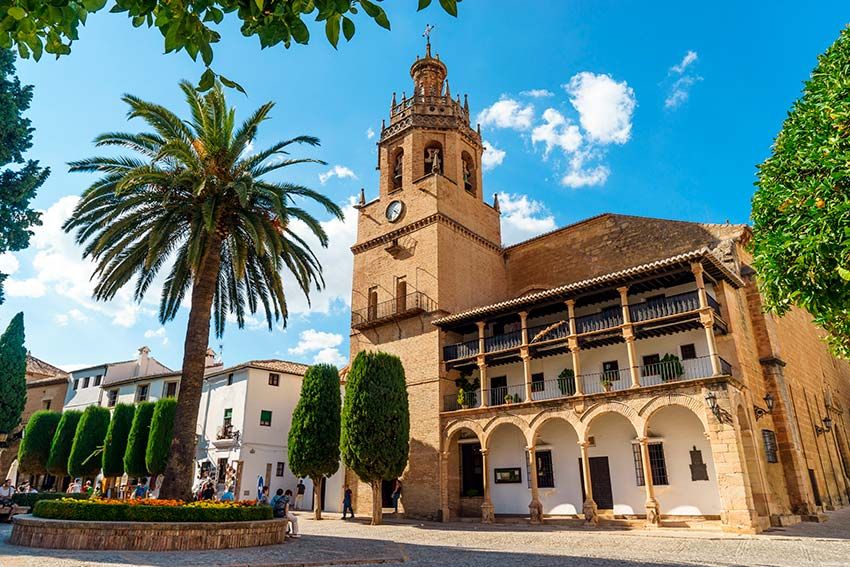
[146,397,176,476]
[124,402,154,477]
[47,410,82,477]
[68,405,110,478]
[0,313,27,434]
[11,492,89,508]
[33,499,273,522]
[102,404,135,477]
[18,410,61,474]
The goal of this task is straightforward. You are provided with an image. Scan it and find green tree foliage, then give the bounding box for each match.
[47,410,81,477]
[0,0,459,90]
[124,401,154,477]
[18,410,61,474]
[68,405,110,478]
[288,363,341,520]
[752,27,850,358]
[0,49,47,302]
[0,312,26,432]
[341,351,409,525]
[101,403,135,477]
[146,397,176,476]
[64,82,343,500]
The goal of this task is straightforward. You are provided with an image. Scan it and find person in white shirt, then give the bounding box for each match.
[67,478,82,494]
[0,479,15,506]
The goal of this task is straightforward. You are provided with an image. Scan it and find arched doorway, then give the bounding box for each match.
[486,421,530,516]
[645,405,721,516]
[533,417,582,516]
[445,425,484,519]
[736,405,770,518]
[584,412,641,514]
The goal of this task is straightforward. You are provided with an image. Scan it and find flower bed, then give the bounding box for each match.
[11,492,89,508]
[33,498,271,523]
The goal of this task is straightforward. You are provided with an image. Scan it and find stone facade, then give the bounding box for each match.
[346,46,850,533]
[10,515,285,550]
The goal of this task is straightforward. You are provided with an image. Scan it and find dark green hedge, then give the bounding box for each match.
[102,403,135,477]
[124,402,154,477]
[33,500,273,523]
[18,410,61,474]
[146,397,176,476]
[68,405,110,478]
[47,410,82,477]
[11,492,89,507]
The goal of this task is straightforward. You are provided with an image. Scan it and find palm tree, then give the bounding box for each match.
[64,81,344,500]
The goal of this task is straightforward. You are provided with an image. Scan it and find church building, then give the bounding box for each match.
[346,43,850,532]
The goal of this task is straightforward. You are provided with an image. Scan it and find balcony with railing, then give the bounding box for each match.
[527,321,570,344]
[443,339,480,362]
[352,291,436,330]
[212,423,240,447]
[485,330,523,353]
[442,355,731,412]
[575,310,623,334]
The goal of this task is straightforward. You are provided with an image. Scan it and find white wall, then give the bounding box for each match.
[488,424,529,514]
[646,405,721,515]
[586,412,644,515]
[103,376,180,408]
[535,419,582,515]
[64,366,106,410]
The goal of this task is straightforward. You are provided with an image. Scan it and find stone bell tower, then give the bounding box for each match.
[347,38,506,519]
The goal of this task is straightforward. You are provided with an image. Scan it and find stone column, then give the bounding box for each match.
[522,350,532,402]
[579,441,598,525]
[692,263,722,375]
[480,448,495,523]
[528,445,544,524]
[477,321,488,407]
[638,437,661,526]
[618,286,640,388]
[566,300,583,396]
[440,450,450,522]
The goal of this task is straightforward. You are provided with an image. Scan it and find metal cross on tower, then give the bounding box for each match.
[423,24,435,53]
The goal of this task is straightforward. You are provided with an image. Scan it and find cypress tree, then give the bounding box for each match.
[68,405,110,478]
[47,410,81,477]
[102,404,135,477]
[0,312,27,434]
[146,397,176,476]
[124,402,154,477]
[289,363,341,520]
[341,351,409,525]
[18,410,60,474]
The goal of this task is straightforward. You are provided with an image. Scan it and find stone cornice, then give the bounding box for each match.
[351,212,501,255]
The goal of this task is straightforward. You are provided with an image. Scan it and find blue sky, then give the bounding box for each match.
[1,1,847,371]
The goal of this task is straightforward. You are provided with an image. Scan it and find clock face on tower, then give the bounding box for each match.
[386,200,405,223]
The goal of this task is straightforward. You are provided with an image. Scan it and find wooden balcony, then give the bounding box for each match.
[352,290,436,330]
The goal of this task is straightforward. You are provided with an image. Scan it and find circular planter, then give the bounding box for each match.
[10,514,286,551]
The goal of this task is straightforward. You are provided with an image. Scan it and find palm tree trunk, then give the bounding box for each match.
[371,479,383,525]
[159,235,222,501]
[313,476,323,520]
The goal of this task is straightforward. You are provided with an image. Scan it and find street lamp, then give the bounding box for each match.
[815,415,834,436]
[754,392,775,421]
[705,390,721,420]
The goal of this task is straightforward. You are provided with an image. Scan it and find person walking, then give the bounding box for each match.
[283,489,300,537]
[391,479,403,514]
[342,484,354,520]
[294,479,306,510]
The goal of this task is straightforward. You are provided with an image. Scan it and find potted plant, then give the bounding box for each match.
[504,394,514,405]
[557,368,576,396]
[600,377,613,392]
[660,353,685,382]
[457,388,468,410]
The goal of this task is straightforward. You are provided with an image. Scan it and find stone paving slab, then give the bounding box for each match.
[2,508,850,566]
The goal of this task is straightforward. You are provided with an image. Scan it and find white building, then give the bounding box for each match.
[64,346,172,411]
[195,359,345,512]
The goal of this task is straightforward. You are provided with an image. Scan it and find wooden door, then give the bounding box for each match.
[578,456,614,510]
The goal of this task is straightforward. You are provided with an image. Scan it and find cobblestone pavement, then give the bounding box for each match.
[2,508,850,567]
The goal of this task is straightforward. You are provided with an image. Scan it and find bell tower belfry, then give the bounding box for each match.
[347,39,506,520]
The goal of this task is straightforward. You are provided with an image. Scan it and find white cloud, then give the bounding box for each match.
[565,72,636,145]
[319,165,357,184]
[144,326,169,346]
[561,165,610,188]
[477,98,534,131]
[366,127,375,140]
[55,308,88,327]
[288,329,347,366]
[671,50,698,74]
[520,89,554,98]
[531,108,582,157]
[482,140,506,171]
[498,192,557,246]
[0,253,19,275]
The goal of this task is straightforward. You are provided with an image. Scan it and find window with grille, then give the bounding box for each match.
[642,354,661,376]
[269,373,280,386]
[276,462,285,477]
[633,442,668,486]
[107,389,118,407]
[762,430,779,463]
[525,450,555,488]
[680,344,697,360]
[260,410,272,427]
[136,384,149,402]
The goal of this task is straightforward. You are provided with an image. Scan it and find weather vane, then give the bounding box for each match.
[423,24,435,50]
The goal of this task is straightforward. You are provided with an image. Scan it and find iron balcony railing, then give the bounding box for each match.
[351,291,436,328]
[443,389,480,412]
[216,424,238,440]
[486,384,526,407]
[581,368,632,395]
[575,310,623,334]
[530,375,577,401]
[443,338,480,362]
[485,330,523,353]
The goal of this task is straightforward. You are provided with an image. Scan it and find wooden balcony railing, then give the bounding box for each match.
[351,291,436,329]
[484,330,522,353]
[575,311,623,334]
[443,339,480,362]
